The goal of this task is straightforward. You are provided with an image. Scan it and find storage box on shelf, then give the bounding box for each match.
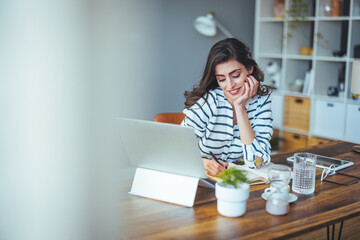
[282,131,308,152]
[255,0,360,152]
[308,136,331,146]
[281,132,331,152]
[344,103,360,142]
[283,95,310,131]
[311,98,346,139]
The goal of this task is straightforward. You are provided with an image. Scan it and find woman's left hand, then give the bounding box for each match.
[255,156,263,168]
[233,75,259,108]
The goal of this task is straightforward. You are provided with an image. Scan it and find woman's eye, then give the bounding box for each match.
[217,78,225,82]
[232,74,240,78]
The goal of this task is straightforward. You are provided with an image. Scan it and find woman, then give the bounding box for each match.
[181,38,273,178]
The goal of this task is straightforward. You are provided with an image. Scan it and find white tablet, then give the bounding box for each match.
[286,154,354,171]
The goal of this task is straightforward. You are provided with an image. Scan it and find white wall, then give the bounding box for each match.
[90,0,255,120]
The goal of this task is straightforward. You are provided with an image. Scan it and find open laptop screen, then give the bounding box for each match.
[118,118,207,179]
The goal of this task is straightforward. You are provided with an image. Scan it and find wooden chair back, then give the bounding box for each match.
[153,113,186,125]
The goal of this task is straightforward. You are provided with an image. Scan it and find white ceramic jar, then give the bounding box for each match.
[215,182,250,217]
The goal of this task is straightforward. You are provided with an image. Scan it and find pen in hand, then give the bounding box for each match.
[210,152,225,168]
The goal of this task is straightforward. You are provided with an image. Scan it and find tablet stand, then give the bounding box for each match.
[129,167,200,207]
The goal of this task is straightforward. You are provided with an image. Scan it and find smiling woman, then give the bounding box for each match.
[181,38,272,178]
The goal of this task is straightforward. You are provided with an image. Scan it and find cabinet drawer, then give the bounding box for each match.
[312,100,345,139]
[308,136,331,146]
[283,96,310,131]
[344,103,360,144]
[282,131,308,152]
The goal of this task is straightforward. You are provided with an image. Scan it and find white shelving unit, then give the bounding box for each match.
[254,0,360,147]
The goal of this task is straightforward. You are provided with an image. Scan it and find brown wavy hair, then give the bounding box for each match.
[184,38,270,108]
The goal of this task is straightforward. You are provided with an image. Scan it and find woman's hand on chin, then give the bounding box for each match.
[234,75,259,109]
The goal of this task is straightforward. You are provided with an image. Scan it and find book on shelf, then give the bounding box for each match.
[302,68,313,95]
[200,163,271,188]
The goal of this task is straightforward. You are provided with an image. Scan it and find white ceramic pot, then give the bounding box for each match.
[215,182,250,217]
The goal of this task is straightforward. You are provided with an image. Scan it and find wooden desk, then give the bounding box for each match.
[120,141,360,239]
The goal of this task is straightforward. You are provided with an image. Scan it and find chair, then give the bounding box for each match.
[153,112,186,125]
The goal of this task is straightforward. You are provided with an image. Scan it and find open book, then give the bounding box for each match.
[200,163,271,188]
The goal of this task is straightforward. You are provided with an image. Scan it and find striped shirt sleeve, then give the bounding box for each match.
[242,94,273,168]
[181,95,216,139]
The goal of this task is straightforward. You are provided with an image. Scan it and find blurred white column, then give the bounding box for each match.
[0,1,117,240]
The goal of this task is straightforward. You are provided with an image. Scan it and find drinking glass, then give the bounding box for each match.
[292,153,317,194]
[268,164,292,184]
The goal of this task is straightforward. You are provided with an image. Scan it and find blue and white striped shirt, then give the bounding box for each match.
[181,87,273,169]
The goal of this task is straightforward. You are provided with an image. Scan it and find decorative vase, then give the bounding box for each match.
[215,182,250,217]
[266,61,281,89]
[330,0,341,17]
[274,0,285,19]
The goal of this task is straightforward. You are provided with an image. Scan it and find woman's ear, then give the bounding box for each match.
[249,66,254,75]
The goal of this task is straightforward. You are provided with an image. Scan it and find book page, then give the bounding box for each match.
[207,163,272,185]
[230,163,271,183]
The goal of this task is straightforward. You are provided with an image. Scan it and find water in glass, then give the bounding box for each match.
[292,153,317,194]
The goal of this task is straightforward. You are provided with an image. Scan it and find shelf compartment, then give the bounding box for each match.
[312,99,345,139]
[315,20,348,57]
[353,0,360,17]
[350,20,360,58]
[285,21,314,55]
[287,0,316,18]
[347,60,360,100]
[314,61,345,97]
[284,59,312,93]
[259,0,282,18]
[258,22,284,54]
[318,0,351,17]
[258,58,283,89]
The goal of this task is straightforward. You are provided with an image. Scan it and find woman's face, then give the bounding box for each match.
[214,59,253,106]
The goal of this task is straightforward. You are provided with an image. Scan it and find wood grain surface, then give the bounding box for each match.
[119,141,360,239]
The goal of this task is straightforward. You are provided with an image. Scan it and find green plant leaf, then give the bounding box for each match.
[217,167,248,188]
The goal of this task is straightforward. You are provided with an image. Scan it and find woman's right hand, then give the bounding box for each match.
[233,75,259,109]
[202,158,228,178]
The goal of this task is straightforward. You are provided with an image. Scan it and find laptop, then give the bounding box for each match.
[117,118,207,179]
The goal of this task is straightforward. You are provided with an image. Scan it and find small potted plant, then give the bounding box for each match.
[215,167,250,217]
